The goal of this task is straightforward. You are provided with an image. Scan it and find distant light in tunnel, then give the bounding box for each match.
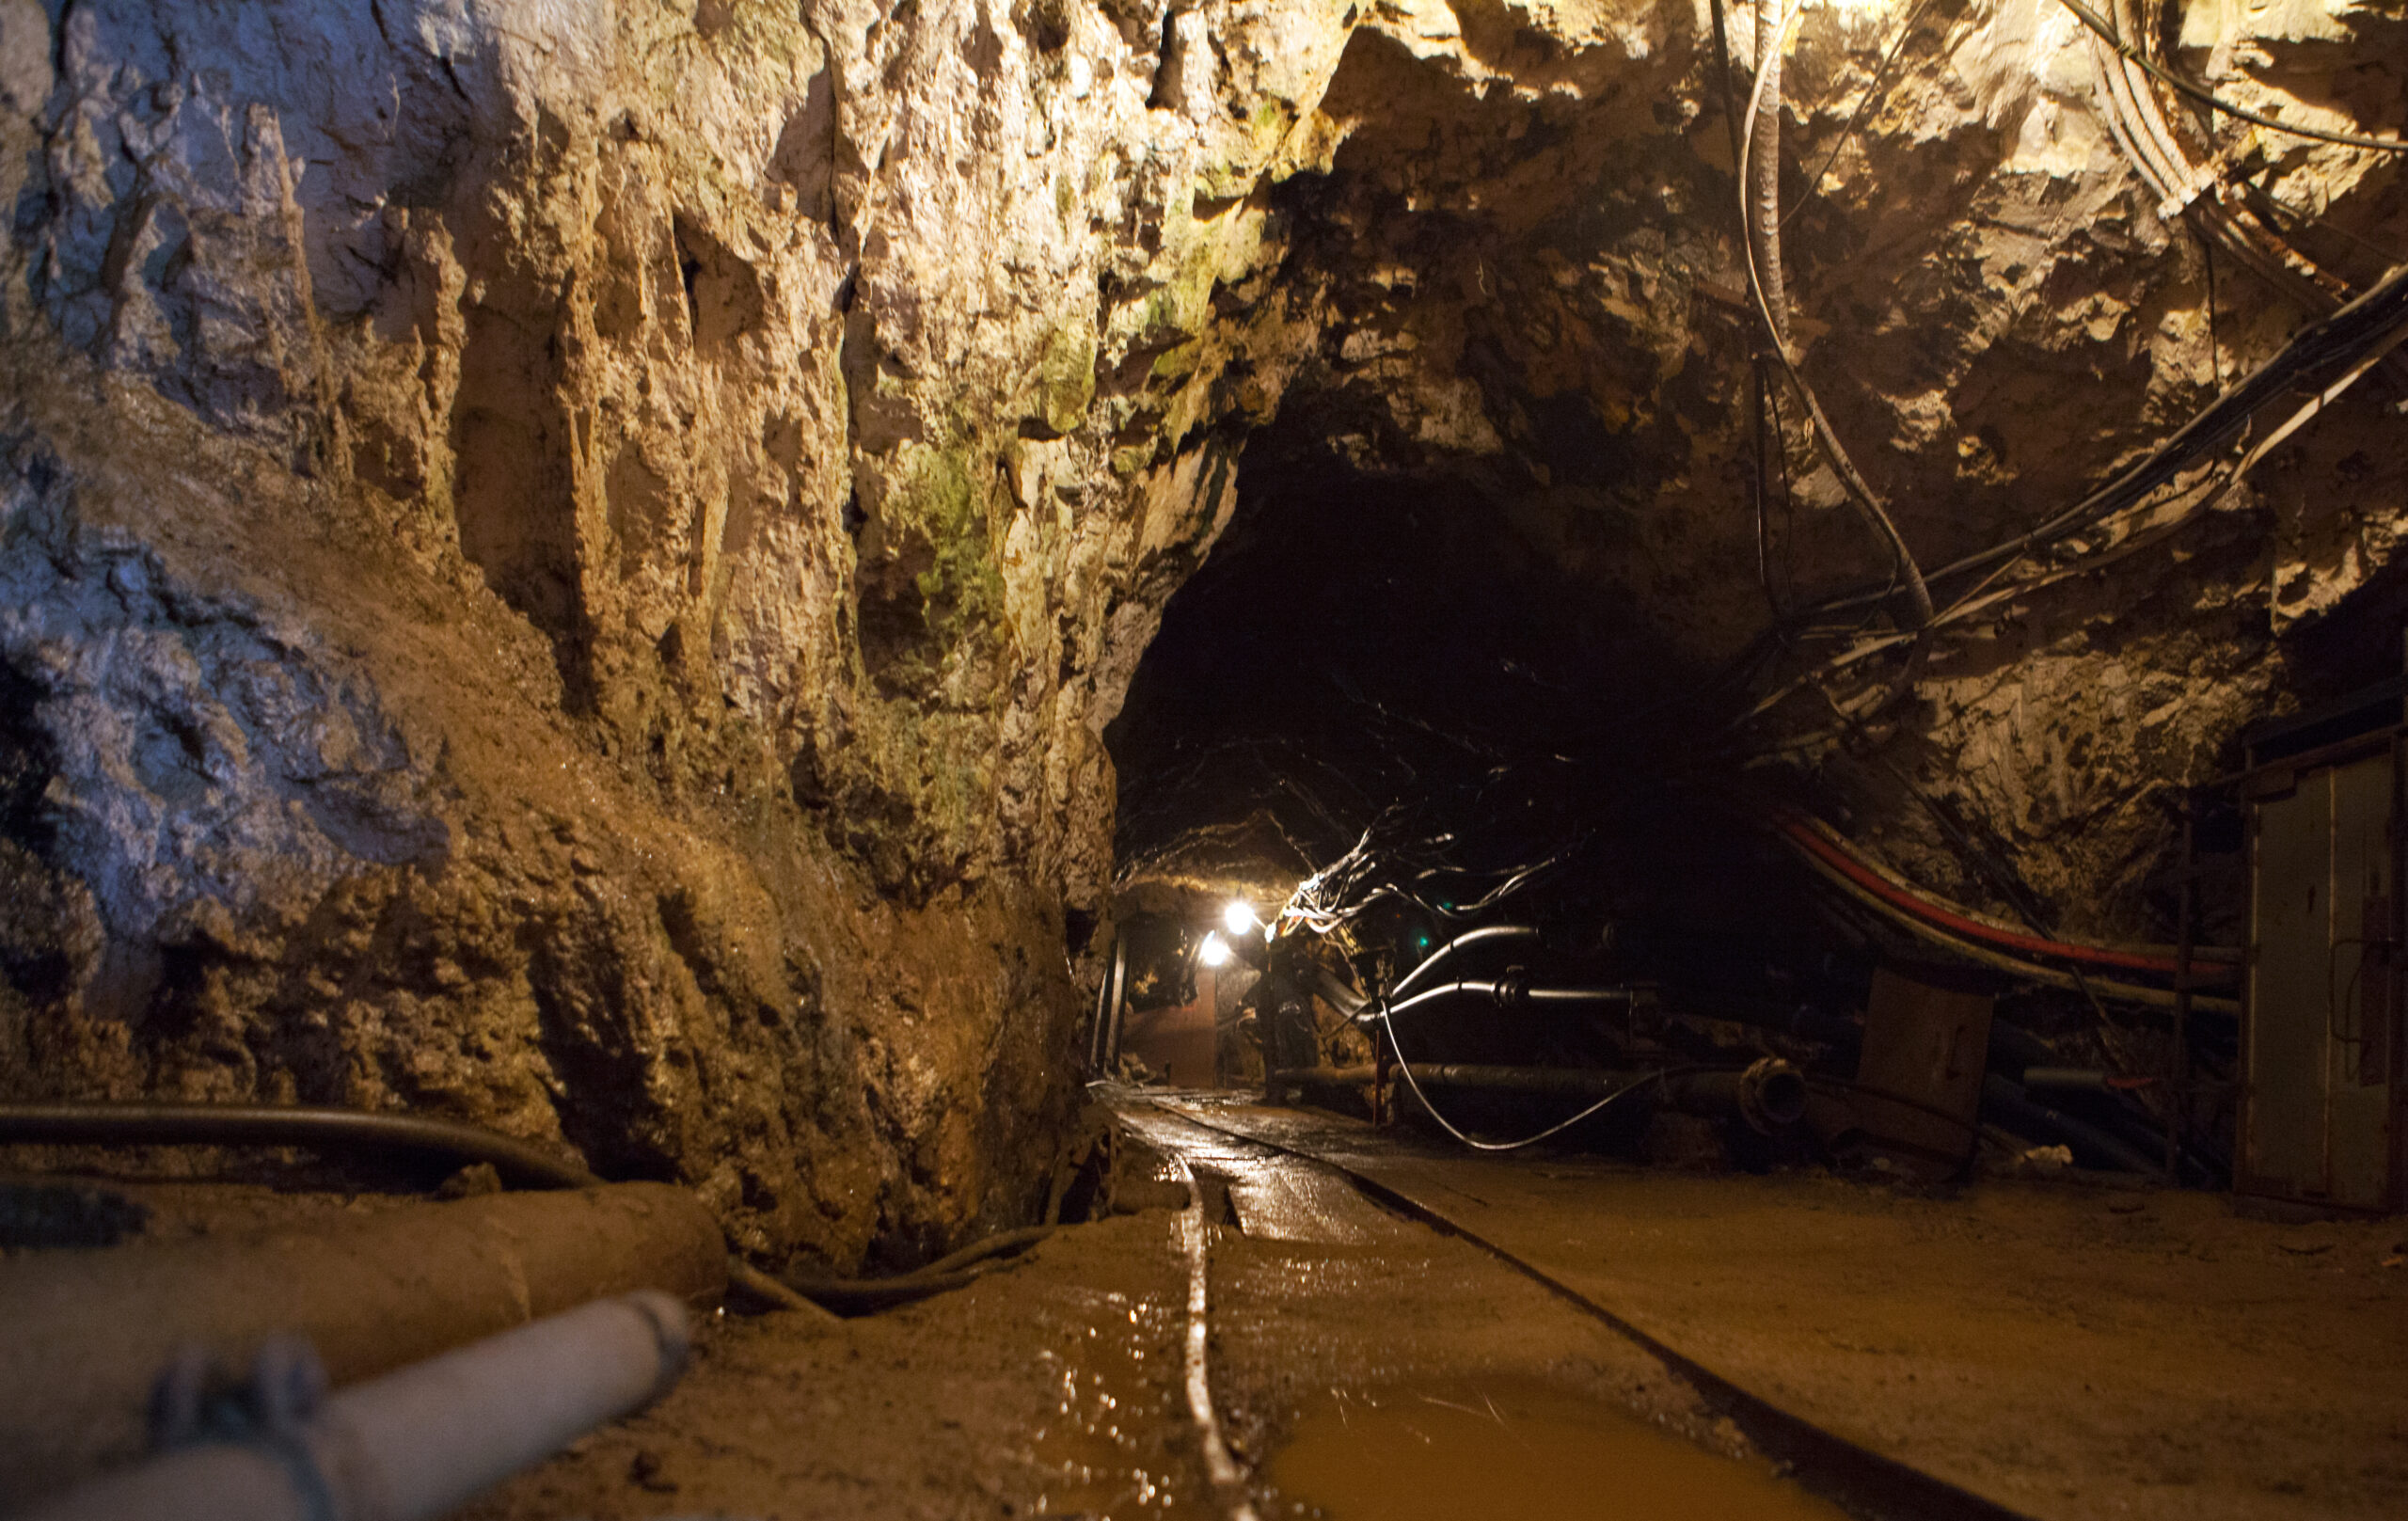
[1222,901,1261,938]
[1198,932,1234,968]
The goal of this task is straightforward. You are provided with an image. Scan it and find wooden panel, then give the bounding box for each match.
[1854,964,1993,1177]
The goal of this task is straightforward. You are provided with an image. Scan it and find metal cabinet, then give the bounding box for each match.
[2242,716,2403,1213]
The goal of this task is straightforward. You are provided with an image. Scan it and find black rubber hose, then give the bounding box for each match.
[1979,1076,2159,1175]
[1355,977,1636,1026]
[0,1102,602,1190]
[1306,963,1369,1017]
[781,1226,1055,1315]
[1387,926,1542,1003]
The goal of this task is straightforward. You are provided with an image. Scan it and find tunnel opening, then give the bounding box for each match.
[1099,401,1918,1170]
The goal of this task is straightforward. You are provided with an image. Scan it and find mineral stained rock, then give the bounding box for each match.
[0,0,2401,1256]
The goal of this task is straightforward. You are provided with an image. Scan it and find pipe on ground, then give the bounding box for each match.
[0,1182,725,1505]
[0,1101,823,1321]
[1980,1074,2159,1175]
[1280,1059,1810,1133]
[20,1291,690,1521]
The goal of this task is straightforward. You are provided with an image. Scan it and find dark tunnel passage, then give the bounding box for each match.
[1098,406,2242,1185]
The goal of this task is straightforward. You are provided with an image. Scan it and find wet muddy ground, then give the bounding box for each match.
[454,1093,2408,1521]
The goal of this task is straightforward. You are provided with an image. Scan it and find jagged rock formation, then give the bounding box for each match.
[0,0,2401,1257]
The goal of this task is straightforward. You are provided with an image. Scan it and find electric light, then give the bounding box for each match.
[1198,932,1233,968]
[1222,900,1259,937]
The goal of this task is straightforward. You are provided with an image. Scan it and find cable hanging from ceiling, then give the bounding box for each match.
[1735,259,2408,732]
[2055,0,2408,155]
[1726,0,1937,715]
[1703,0,2408,741]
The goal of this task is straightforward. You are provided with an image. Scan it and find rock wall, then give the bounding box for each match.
[0,0,1358,1264]
[0,0,2401,1256]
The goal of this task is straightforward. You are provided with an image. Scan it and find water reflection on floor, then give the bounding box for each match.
[1027,1286,1222,1518]
[1264,1381,1849,1521]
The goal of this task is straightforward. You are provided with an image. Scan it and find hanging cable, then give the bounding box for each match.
[1750,0,1795,351]
[2055,0,2408,154]
[1775,260,2408,627]
[1710,0,1791,626]
[1780,0,1937,232]
[1736,0,1937,673]
[1379,998,1690,1152]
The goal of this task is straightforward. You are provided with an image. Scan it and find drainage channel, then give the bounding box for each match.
[1107,1098,1873,1521]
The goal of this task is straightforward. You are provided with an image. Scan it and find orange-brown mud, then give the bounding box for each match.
[452,1094,2408,1521]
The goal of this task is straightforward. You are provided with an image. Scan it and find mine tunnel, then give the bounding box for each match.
[4,0,2408,1517]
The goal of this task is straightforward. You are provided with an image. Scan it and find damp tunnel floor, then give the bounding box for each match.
[441,1092,2408,1521]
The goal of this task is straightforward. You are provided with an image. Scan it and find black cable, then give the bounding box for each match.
[780,1227,1055,1314]
[0,1102,601,1190]
[1792,260,2408,623]
[1781,0,1937,232]
[2054,0,2408,155]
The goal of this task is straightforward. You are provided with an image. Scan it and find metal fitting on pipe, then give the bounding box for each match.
[1387,926,1543,1002]
[20,1291,690,1521]
[1669,1058,1812,1134]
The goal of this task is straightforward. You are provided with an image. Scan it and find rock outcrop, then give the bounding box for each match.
[1,0,2401,1257]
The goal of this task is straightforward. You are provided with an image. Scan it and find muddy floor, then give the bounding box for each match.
[450,1093,2408,1521]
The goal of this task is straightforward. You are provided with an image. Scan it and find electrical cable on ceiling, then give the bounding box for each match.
[1767,258,2408,628]
[2054,0,2408,154]
[1780,0,1938,232]
[2084,0,2353,313]
[1741,288,2408,727]
[1735,0,1937,687]
[1702,0,2402,739]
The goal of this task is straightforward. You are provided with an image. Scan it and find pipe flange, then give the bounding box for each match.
[1735,1057,1810,1135]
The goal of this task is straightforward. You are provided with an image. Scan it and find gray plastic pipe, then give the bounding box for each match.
[20,1291,690,1521]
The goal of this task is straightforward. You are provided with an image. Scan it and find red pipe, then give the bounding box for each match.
[1775,815,2215,980]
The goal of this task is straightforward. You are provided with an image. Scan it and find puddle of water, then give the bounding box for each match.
[1264,1381,1849,1521]
[1025,1289,1223,1519]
